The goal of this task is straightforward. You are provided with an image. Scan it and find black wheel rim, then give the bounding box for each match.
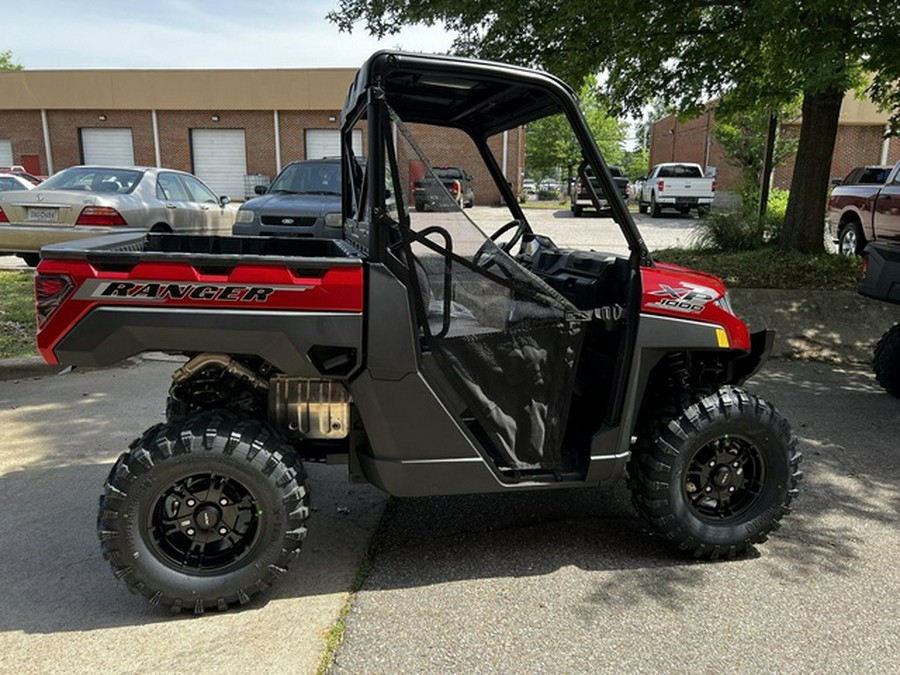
[147,472,262,574]
[683,435,766,521]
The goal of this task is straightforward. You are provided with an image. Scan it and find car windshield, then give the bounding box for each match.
[433,168,464,180]
[270,162,341,195]
[40,167,143,193]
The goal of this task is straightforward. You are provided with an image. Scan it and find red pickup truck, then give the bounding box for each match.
[829,161,900,256]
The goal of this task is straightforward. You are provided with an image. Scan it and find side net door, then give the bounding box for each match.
[387,110,588,474]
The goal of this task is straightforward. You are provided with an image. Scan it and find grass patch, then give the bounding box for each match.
[315,548,373,675]
[0,270,37,358]
[652,247,862,290]
[521,200,568,210]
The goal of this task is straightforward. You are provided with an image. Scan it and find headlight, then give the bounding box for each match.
[235,209,255,224]
[714,291,735,315]
[324,212,342,228]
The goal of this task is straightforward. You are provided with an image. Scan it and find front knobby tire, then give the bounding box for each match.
[97,412,309,613]
[628,386,802,559]
[873,324,900,398]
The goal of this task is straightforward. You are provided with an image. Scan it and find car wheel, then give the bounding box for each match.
[150,223,172,234]
[678,206,690,215]
[650,194,662,218]
[573,205,582,218]
[638,201,648,215]
[415,203,425,213]
[698,205,710,217]
[838,221,865,256]
[18,253,40,267]
[873,324,900,398]
[98,411,309,612]
[628,386,802,559]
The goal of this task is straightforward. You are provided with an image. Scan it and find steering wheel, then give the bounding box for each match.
[472,219,528,269]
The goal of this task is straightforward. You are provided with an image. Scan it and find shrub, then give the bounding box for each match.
[693,189,789,252]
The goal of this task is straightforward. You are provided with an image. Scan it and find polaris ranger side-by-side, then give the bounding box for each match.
[34,51,801,613]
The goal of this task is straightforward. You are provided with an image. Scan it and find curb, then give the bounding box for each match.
[0,356,59,381]
[0,354,156,382]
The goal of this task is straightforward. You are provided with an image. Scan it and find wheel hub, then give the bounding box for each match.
[683,436,765,520]
[148,472,260,573]
[193,503,222,531]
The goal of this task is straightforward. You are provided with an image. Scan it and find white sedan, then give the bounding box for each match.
[0,165,238,266]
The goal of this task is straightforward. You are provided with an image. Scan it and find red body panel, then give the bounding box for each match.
[640,263,750,352]
[36,258,364,364]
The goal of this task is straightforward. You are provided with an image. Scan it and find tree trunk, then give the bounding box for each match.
[781,88,844,253]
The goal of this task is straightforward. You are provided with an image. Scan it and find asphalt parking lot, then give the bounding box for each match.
[332,360,900,673]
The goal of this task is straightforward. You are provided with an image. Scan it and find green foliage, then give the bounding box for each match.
[652,247,862,290]
[525,82,627,178]
[0,271,37,358]
[692,189,790,252]
[0,50,22,71]
[620,147,650,181]
[713,101,799,199]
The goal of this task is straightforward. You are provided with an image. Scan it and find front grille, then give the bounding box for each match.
[260,215,318,227]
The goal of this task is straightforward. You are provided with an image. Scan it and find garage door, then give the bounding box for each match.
[305,129,363,159]
[0,140,12,166]
[191,129,247,200]
[81,128,135,165]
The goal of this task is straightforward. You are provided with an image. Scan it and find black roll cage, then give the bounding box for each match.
[339,50,651,267]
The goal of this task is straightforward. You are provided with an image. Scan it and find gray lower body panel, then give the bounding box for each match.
[52,307,362,377]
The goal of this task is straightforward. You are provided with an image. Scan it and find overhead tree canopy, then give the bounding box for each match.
[328,0,900,253]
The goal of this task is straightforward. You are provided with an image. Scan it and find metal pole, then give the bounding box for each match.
[758,113,777,220]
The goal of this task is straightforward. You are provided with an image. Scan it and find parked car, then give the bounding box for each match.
[570,165,631,216]
[522,178,537,195]
[0,165,236,266]
[0,165,45,185]
[832,165,892,187]
[413,165,475,211]
[829,161,900,255]
[0,172,36,192]
[638,163,715,217]
[858,241,900,395]
[234,158,348,238]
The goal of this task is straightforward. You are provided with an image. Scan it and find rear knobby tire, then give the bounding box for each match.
[97,411,309,613]
[628,386,801,559]
[873,324,900,398]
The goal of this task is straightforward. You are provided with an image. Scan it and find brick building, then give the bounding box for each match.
[650,94,899,191]
[0,68,524,205]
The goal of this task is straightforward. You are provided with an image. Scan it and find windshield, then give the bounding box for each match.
[270,161,341,195]
[40,167,143,193]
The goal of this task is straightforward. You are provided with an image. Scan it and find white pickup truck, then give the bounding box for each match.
[638,162,715,217]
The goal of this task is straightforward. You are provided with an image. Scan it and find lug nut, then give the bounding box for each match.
[709,461,716,467]
[220,498,228,506]
[186,499,196,507]
[218,527,228,536]
[732,461,740,468]
[705,486,712,493]
[186,528,195,536]
[728,486,736,492]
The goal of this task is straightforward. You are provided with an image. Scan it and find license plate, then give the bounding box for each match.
[27,208,59,223]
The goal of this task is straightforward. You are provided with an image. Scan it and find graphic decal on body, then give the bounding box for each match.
[74,279,312,303]
[647,282,718,314]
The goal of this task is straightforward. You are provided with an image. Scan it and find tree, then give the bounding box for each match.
[0,50,22,71]
[525,82,627,179]
[328,1,900,253]
[713,100,800,202]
